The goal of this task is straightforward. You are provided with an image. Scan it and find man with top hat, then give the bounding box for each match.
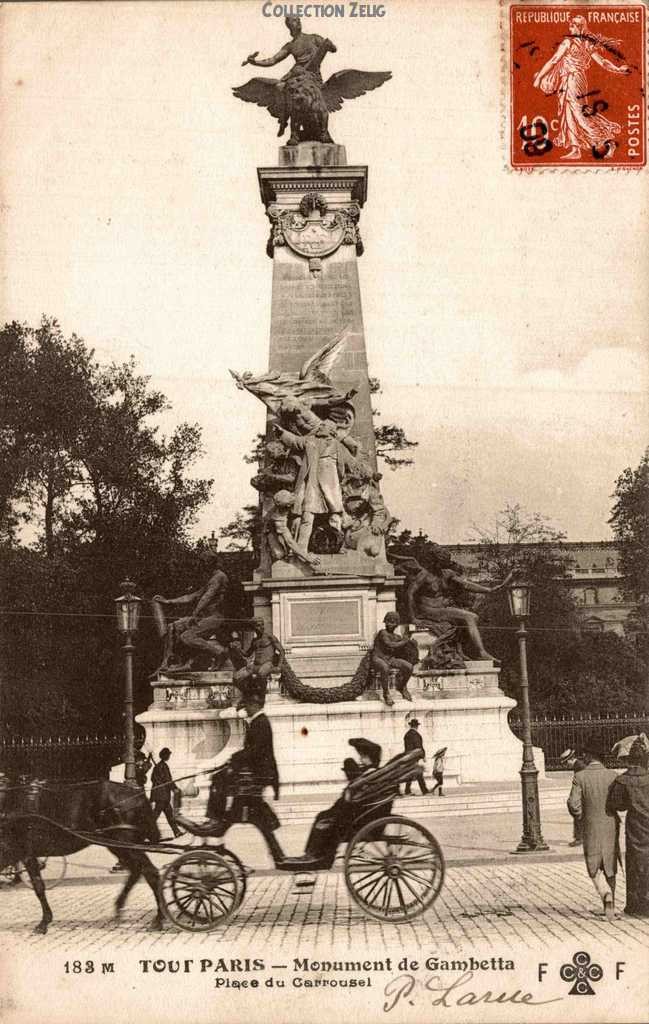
[403,719,429,795]
[208,696,280,823]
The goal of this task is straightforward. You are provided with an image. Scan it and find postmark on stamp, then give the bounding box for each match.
[509,3,646,168]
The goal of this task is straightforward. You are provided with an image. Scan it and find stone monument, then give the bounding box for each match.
[135,19,534,804]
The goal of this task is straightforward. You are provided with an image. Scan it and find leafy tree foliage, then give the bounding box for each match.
[609,447,649,606]
[0,319,213,733]
[368,377,418,470]
[609,447,649,703]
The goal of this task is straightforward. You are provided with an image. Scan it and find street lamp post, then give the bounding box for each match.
[508,583,550,853]
[115,579,142,787]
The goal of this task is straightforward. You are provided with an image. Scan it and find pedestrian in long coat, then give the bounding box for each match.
[567,736,619,920]
[606,738,649,918]
[151,748,181,837]
[403,719,428,795]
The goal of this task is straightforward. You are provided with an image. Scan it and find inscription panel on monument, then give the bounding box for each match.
[289,599,361,641]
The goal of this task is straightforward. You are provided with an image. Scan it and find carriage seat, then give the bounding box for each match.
[344,749,425,808]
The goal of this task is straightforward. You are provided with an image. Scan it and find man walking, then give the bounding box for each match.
[567,736,619,920]
[151,748,181,837]
[607,737,649,917]
[403,719,428,795]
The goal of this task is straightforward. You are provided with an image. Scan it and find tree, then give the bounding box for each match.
[609,448,649,703]
[0,318,213,733]
[369,377,418,470]
[609,447,649,606]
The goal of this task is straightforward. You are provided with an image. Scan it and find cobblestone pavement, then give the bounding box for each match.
[3,806,648,1024]
[2,857,648,957]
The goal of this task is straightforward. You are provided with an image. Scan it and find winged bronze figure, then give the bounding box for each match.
[230,328,357,413]
[233,16,391,146]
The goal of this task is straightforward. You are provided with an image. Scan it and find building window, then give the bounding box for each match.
[582,617,604,634]
[583,588,598,606]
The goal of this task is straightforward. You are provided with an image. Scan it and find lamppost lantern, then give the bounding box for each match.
[114,579,141,785]
[115,579,142,636]
[507,581,531,621]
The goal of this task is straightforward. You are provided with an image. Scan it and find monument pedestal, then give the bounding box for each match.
[132,663,538,810]
[245,554,399,688]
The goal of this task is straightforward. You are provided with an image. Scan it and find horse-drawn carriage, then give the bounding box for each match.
[0,749,444,932]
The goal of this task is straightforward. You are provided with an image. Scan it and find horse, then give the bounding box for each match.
[0,775,164,933]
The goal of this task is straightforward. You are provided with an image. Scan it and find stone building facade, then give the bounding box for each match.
[443,540,636,637]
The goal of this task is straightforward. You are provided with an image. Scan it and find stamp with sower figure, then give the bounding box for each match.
[509,4,646,168]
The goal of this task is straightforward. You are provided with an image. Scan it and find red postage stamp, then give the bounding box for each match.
[509,4,646,167]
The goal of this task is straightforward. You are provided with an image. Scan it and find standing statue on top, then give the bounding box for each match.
[233,16,391,146]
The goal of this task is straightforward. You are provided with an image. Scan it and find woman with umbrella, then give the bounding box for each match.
[431,747,447,797]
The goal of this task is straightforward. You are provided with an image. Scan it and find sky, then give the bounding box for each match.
[1,0,647,545]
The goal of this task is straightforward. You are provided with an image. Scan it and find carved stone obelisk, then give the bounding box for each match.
[243,143,399,689]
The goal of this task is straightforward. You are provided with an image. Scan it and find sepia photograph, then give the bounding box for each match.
[0,1,648,1021]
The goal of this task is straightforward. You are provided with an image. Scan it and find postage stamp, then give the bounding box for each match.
[509,3,646,168]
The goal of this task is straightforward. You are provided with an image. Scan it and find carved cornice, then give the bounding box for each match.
[258,165,368,208]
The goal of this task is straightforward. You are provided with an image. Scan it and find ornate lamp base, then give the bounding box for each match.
[511,764,551,853]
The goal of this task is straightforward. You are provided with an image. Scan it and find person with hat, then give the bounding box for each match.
[567,734,619,920]
[431,747,447,796]
[207,695,280,826]
[606,737,649,917]
[151,748,182,837]
[403,719,429,795]
[560,749,586,846]
[294,737,382,868]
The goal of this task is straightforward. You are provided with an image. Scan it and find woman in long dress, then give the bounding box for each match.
[533,15,630,159]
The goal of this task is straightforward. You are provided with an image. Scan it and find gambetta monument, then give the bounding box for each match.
[137,16,529,800]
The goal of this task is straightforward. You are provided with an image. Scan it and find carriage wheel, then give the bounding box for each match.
[344,816,444,922]
[218,847,247,908]
[160,850,240,932]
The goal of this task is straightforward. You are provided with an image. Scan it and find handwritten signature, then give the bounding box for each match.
[383,972,563,1013]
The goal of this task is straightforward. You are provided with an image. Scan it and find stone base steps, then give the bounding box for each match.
[272,789,568,825]
[175,781,570,829]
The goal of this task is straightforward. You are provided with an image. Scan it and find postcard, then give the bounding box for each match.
[1,1,647,1022]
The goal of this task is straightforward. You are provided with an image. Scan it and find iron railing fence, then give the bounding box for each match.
[0,734,123,780]
[508,712,649,770]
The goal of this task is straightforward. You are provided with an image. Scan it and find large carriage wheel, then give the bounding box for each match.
[160,850,240,931]
[217,847,248,909]
[344,816,444,922]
